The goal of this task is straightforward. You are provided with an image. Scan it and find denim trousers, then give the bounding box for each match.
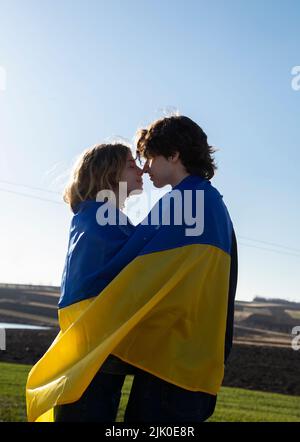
[54,355,217,423]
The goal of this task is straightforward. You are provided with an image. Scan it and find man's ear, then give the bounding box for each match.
[168,151,180,163]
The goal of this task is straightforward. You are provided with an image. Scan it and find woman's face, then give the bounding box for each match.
[119,151,143,195]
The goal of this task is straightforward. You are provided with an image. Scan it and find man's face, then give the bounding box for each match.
[142,155,173,188]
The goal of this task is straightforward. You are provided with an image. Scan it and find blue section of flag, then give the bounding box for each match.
[59,175,233,309]
[59,200,136,308]
[138,175,233,256]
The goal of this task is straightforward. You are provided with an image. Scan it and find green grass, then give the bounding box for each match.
[207,386,300,422]
[1,362,299,422]
[0,362,30,422]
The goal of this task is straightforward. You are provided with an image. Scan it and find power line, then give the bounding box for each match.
[238,242,300,258]
[238,235,300,254]
[0,184,299,258]
[0,188,63,205]
[0,180,61,195]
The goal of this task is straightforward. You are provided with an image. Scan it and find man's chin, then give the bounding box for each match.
[152,180,165,188]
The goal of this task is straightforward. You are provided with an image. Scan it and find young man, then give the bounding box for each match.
[121,115,238,422]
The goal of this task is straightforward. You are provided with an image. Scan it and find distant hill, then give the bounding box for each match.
[253,296,300,308]
[0,284,60,327]
[0,284,299,347]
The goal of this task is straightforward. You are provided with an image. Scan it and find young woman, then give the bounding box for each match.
[54,142,144,422]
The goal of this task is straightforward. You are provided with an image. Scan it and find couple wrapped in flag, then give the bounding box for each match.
[26,115,238,422]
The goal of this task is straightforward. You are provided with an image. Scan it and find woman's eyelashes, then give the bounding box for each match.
[128,160,138,169]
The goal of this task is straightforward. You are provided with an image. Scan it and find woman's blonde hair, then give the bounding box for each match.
[63,143,131,212]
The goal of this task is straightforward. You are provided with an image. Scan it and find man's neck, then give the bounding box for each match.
[170,171,190,188]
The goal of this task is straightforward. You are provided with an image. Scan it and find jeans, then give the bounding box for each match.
[54,356,217,423]
[54,355,139,422]
[124,370,217,423]
[54,371,126,422]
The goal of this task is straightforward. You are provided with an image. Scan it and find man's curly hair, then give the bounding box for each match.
[135,115,217,180]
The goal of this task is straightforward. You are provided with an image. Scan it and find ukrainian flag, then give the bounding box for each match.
[26,174,237,422]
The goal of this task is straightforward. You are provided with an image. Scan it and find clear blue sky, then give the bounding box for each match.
[0,0,299,301]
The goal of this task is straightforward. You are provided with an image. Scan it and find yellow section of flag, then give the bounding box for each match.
[26,243,230,422]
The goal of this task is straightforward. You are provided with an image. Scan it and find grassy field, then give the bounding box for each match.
[1,362,299,422]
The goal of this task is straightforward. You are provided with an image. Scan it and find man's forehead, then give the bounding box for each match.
[143,152,155,160]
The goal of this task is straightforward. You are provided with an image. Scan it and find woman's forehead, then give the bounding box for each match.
[126,152,135,161]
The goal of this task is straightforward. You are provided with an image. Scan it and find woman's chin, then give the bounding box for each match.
[129,184,143,195]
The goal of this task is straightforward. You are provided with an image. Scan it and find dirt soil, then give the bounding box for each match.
[1,328,299,396]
